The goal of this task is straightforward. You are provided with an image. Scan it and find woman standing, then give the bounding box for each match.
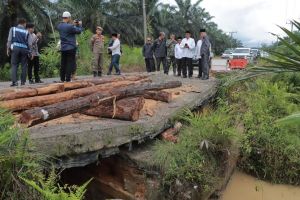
[90,26,104,77]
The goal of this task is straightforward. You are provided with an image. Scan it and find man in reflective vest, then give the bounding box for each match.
[7,18,31,87]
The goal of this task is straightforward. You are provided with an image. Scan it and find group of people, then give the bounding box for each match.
[6,11,122,86]
[143,29,211,80]
[6,11,211,87]
[6,18,43,87]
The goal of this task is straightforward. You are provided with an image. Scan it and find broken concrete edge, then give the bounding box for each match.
[46,84,219,169]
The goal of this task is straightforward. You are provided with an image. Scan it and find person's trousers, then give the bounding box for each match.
[145,58,155,72]
[201,54,210,79]
[198,58,202,78]
[11,47,28,83]
[167,56,177,75]
[92,52,103,73]
[61,49,76,82]
[182,57,193,77]
[108,54,121,74]
[155,57,168,74]
[28,56,41,81]
[176,58,183,76]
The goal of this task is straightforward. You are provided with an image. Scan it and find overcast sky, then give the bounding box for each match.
[163,0,300,47]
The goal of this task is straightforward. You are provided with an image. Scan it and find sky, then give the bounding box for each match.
[163,0,300,47]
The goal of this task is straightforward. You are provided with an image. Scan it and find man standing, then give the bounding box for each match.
[175,37,183,76]
[57,11,83,82]
[107,33,121,75]
[7,18,31,86]
[153,32,167,74]
[180,31,195,78]
[142,37,155,73]
[27,24,43,84]
[166,34,177,76]
[90,26,104,77]
[200,29,211,80]
[195,31,203,78]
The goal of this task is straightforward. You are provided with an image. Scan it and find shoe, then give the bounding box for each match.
[189,76,193,78]
[107,72,112,75]
[201,77,209,80]
[35,79,43,83]
[21,82,25,86]
[183,76,187,78]
[29,79,34,84]
[10,82,18,87]
[177,74,181,77]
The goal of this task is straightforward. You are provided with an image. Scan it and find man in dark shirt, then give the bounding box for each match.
[142,37,155,72]
[153,32,167,74]
[57,11,83,82]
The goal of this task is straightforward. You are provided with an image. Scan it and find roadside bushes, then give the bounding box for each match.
[236,77,300,185]
[0,108,91,199]
[153,104,239,195]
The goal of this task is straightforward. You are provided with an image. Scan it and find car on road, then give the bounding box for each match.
[250,49,260,59]
[221,49,233,59]
[230,48,252,61]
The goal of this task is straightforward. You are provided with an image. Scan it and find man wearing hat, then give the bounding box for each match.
[200,29,211,80]
[57,11,83,82]
[180,31,195,78]
[90,26,105,77]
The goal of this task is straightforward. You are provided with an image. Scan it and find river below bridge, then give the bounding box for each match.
[221,171,300,200]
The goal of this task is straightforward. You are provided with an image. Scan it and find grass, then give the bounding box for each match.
[152,73,300,198]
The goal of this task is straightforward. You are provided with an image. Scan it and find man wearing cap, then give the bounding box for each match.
[153,32,167,74]
[180,31,195,78]
[90,26,104,77]
[200,29,211,80]
[107,33,121,75]
[7,18,31,86]
[27,23,43,84]
[166,34,177,76]
[57,11,83,82]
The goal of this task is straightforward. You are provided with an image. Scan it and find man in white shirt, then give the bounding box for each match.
[195,31,203,78]
[175,37,183,76]
[180,31,195,78]
[107,33,121,75]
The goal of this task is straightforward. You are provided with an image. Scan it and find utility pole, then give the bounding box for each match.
[227,31,237,49]
[142,0,147,43]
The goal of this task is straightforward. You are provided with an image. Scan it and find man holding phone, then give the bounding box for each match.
[180,31,195,78]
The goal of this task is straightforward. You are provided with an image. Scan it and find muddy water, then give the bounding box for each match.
[221,171,300,200]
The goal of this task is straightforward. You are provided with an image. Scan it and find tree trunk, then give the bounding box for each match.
[144,90,172,102]
[1,79,148,111]
[19,81,182,127]
[0,75,148,101]
[82,97,145,121]
[0,84,65,101]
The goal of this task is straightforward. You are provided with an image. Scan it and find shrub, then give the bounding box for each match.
[153,105,239,194]
[235,79,300,185]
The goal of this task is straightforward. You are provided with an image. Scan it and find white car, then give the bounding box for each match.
[230,48,252,60]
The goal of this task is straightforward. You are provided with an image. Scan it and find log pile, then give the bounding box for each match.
[0,75,182,127]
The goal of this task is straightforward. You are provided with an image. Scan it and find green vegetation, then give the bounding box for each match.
[0,108,91,199]
[153,105,240,194]
[153,73,300,196]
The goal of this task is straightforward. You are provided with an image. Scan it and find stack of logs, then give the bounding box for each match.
[0,75,182,127]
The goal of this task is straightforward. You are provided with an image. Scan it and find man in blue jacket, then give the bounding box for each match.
[7,18,31,87]
[57,11,83,82]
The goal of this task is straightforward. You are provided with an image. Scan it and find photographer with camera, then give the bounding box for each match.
[57,11,83,82]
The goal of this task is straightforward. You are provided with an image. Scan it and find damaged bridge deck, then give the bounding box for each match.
[2,73,218,168]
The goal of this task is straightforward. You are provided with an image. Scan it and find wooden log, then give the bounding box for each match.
[144,90,172,103]
[82,97,145,121]
[19,81,182,127]
[0,75,148,101]
[1,79,148,111]
[0,84,65,101]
